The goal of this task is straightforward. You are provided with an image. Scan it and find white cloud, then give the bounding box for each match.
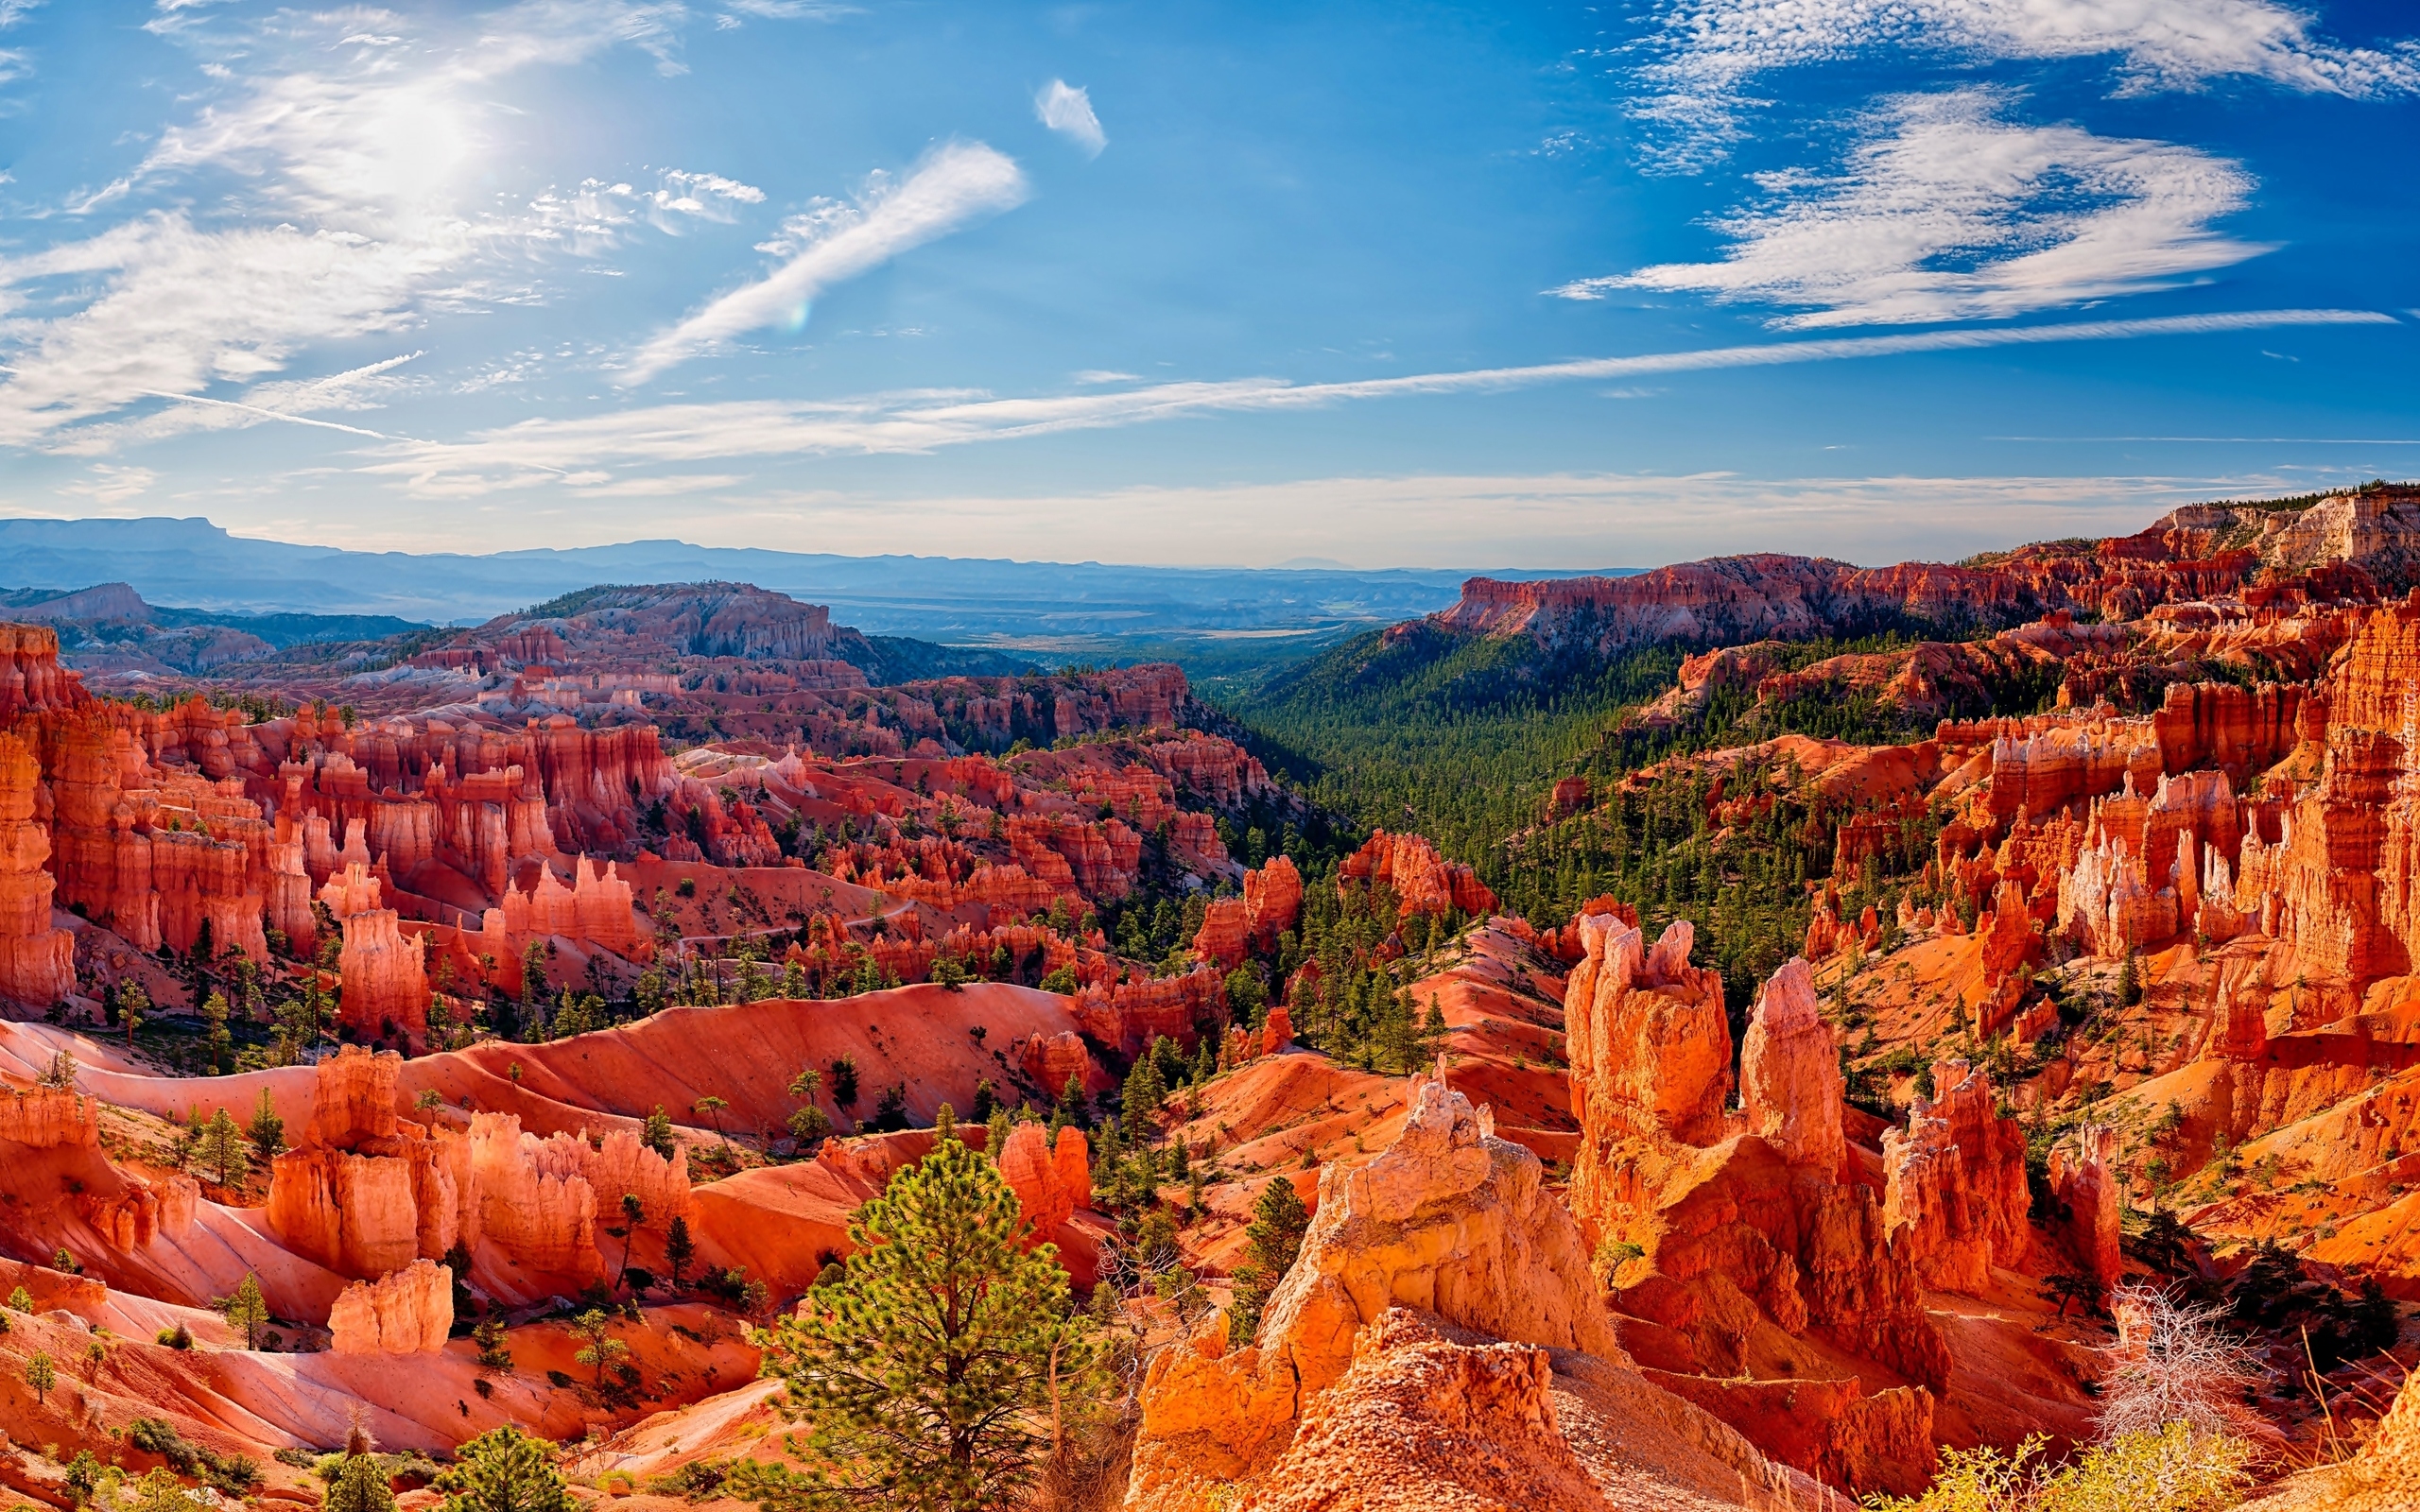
[621,140,1029,384]
[720,1,855,18]
[369,306,2393,494]
[1035,79,1107,157]
[1563,90,2269,327]
[1638,0,2420,169]
[0,3,718,451]
[58,464,157,505]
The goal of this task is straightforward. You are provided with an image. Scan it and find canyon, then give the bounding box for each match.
[0,483,2415,1511]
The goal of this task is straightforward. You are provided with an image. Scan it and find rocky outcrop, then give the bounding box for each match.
[1127,1071,1616,1507]
[1426,491,2418,661]
[266,1145,424,1280]
[310,1043,401,1147]
[337,902,432,1040]
[1338,830,1496,917]
[1566,916,1732,1162]
[1566,947,1951,1464]
[0,1086,100,1148]
[1737,956,1842,1176]
[0,734,73,1007]
[327,1259,452,1354]
[1881,1060,2030,1295]
[0,623,92,717]
[2047,1123,2122,1293]
[1243,855,1303,947]
[1222,1310,1611,1512]
[1643,1369,1937,1499]
[1076,966,1227,1057]
[469,1113,603,1285]
[1192,897,1250,971]
[995,1122,1090,1239]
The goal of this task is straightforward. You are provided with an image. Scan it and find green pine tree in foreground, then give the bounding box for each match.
[1225,1174,1311,1349]
[436,1427,569,1512]
[735,1128,1104,1512]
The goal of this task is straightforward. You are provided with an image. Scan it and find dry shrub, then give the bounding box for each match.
[1870,1425,2256,1512]
[2099,1283,2273,1445]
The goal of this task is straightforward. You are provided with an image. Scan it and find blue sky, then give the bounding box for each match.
[0,0,2414,570]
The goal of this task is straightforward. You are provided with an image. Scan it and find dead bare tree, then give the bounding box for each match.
[2099,1282,2273,1445]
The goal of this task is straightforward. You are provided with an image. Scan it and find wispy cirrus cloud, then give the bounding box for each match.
[1636,0,2420,169]
[372,306,2395,495]
[619,140,1029,384]
[0,2,765,450]
[1558,89,2270,327]
[1035,78,1107,156]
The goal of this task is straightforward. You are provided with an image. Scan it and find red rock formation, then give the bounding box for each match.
[1128,1072,1618,1507]
[1568,948,1950,1410]
[1644,1368,1936,1498]
[0,624,92,717]
[1565,916,1732,1160]
[327,1259,452,1354]
[310,1044,401,1148]
[994,1122,1089,1240]
[1738,956,1842,1176]
[267,1146,423,1280]
[1075,966,1226,1055]
[1192,897,1249,970]
[1244,854,1303,946]
[1262,1005,1294,1055]
[0,733,73,1006]
[337,902,432,1039]
[1339,829,1496,917]
[2047,1123,2122,1293]
[0,1085,99,1147]
[1880,1060,2030,1295]
[1013,1029,1093,1095]
[468,1112,603,1286]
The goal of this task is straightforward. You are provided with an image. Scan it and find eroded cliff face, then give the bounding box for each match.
[328,1258,452,1353]
[257,1046,675,1305]
[0,733,74,1007]
[1565,936,1949,1494]
[1129,1073,1616,1503]
[1428,486,2420,660]
[1338,830,1497,918]
[1127,1072,1825,1511]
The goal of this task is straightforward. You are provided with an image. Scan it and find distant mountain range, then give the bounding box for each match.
[0,516,1634,638]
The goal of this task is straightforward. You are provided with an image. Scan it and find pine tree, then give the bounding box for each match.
[327,1439,397,1512]
[202,991,234,1074]
[1225,1176,1311,1349]
[25,1350,54,1404]
[474,1317,514,1371]
[641,1106,677,1161]
[1417,994,1450,1064]
[247,1088,286,1160]
[1121,1045,1167,1132]
[218,1273,270,1349]
[1052,1072,1088,1133]
[571,1309,629,1388]
[437,1427,569,1512]
[738,1136,1102,1512]
[664,1216,696,1291]
[195,1107,251,1188]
